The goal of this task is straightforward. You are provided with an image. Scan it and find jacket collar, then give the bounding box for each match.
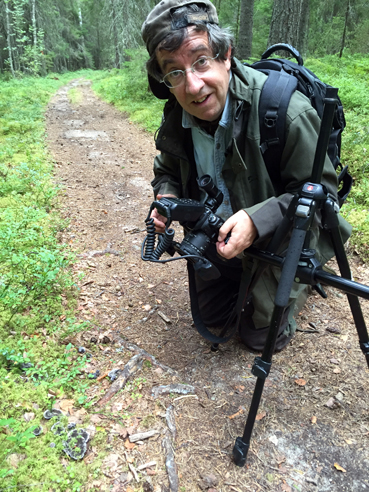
[229,58,253,105]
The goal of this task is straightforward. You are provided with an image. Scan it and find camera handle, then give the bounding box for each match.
[233,88,369,467]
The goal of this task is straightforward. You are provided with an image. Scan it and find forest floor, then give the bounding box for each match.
[45,79,369,492]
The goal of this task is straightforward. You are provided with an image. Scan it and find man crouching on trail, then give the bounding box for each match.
[141,0,350,351]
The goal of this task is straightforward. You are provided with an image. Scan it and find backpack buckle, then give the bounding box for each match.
[260,138,280,154]
[264,110,278,128]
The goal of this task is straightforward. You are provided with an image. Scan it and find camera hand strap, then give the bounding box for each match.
[187,262,253,344]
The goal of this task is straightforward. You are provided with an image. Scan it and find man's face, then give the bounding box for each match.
[157,29,231,122]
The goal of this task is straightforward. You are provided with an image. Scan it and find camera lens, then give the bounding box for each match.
[179,231,211,257]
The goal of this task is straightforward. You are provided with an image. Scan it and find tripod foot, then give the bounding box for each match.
[233,437,249,467]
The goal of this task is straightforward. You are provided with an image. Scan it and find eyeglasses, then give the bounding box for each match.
[161,53,219,89]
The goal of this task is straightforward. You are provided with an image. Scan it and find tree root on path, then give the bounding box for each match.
[97,354,143,406]
[117,337,177,375]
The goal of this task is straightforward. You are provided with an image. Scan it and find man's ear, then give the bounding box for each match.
[225,46,232,70]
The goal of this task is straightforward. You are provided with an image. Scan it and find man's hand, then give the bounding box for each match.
[216,210,257,259]
[150,194,177,233]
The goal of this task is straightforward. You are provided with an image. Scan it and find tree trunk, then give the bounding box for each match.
[111,0,120,68]
[267,0,310,57]
[339,0,350,58]
[78,1,89,68]
[31,0,37,47]
[237,0,255,60]
[5,0,16,77]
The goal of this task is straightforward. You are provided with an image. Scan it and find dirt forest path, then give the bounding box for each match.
[46,79,369,492]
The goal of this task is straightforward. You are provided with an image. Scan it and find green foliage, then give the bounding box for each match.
[86,49,165,133]
[251,0,273,57]
[308,0,369,56]
[307,54,369,257]
[0,411,89,490]
[0,73,98,489]
[68,87,83,105]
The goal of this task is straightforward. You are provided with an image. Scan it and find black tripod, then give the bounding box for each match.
[233,87,369,467]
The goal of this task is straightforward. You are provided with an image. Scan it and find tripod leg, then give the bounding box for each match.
[325,199,369,365]
[233,227,307,467]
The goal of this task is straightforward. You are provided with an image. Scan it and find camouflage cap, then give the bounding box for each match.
[141,0,218,56]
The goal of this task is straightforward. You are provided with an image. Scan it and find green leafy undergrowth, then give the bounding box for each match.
[0,75,98,488]
[81,49,165,133]
[307,55,369,257]
[0,410,89,491]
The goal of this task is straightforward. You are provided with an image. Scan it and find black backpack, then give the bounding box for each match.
[247,43,352,206]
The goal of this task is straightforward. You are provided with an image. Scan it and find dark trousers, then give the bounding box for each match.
[191,245,293,352]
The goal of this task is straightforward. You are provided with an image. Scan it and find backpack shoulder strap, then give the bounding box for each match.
[259,69,298,195]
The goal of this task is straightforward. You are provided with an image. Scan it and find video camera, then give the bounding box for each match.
[142,175,226,280]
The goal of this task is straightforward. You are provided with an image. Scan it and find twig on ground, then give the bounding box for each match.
[97,354,143,406]
[165,405,177,441]
[129,430,160,443]
[162,432,179,492]
[83,242,121,258]
[117,338,177,375]
[136,461,157,471]
[128,462,139,482]
[152,384,196,399]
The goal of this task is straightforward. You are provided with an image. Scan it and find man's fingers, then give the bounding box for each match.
[216,210,258,259]
[218,219,235,241]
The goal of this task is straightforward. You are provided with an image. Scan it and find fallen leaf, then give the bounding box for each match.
[111,424,128,438]
[74,408,87,417]
[102,454,120,473]
[59,399,74,413]
[256,411,267,421]
[311,416,317,424]
[281,483,292,492]
[96,371,109,381]
[334,463,346,472]
[23,412,35,422]
[295,378,306,386]
[124,439,136,450]
[228,407,244,419]
[90,415,102,424]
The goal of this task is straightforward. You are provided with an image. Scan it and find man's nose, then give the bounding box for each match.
[185,70,205,94]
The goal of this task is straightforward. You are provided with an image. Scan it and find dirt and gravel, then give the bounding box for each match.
[45,79,369,492]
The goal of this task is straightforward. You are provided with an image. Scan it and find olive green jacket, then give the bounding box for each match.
[153,58,350,257]
[151,58,351,330]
